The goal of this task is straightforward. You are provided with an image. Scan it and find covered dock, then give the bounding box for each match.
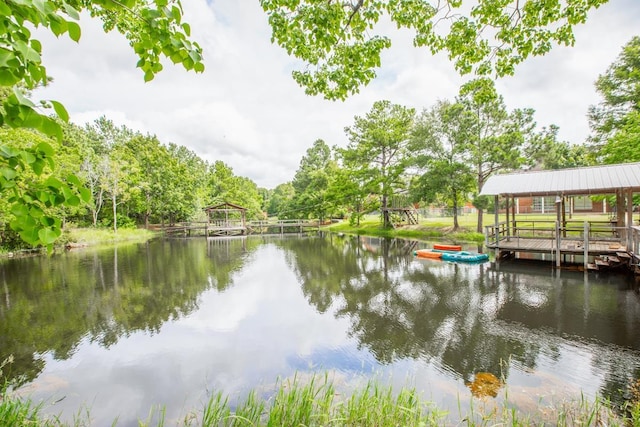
[479,162,640,270]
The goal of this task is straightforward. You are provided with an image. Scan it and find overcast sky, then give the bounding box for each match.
[33,1,640,189]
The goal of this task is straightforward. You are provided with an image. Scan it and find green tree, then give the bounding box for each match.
[0,126,89,248]
[326,164,372,226]
[457,78,535,232]
[207,161,263,219]
[289,139,337,221]
[599,111,640,164]
[342,100,415,228]
[260,0,608,100]
[526,125,593,169]
[166,143,209,222]
[0,0,203,247]
[410,101,475,230]
[81,118,137,227]
[589,36,640,159]
[268,182,295,217]
[101,144,140,233]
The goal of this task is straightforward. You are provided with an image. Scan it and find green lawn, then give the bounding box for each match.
[325,212,621,243]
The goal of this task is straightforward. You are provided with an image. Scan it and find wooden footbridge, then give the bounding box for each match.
[150,202,325,237]
[155,219,324,237]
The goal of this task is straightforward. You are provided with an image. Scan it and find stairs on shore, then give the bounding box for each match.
[587,252,631,271]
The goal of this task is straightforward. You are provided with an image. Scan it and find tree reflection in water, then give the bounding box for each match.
[276,234,640,404]
[0,233,639,412]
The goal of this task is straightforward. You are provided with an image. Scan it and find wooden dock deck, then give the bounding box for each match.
[484,220,640,271]
[488,236,626,255]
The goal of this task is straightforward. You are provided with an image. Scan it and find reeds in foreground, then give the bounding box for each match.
[2,372,640,426]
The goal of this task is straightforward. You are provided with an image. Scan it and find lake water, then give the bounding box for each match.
[1,234,640,425]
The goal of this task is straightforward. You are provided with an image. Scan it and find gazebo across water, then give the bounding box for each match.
[203,202,247,235]
[479,162,640,269]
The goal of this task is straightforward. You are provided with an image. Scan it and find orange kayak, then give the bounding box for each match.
[414,249,443,259]
[433,244,462,251]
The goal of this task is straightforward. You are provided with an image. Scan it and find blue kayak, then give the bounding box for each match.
[440,251,489,263]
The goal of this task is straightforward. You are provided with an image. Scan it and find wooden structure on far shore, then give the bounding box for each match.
[203,202,247,236]
[383,194,419,228]
[155,219,323,237]
[480,162,640,271]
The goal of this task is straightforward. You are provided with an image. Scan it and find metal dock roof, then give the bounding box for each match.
[479,162,640,197]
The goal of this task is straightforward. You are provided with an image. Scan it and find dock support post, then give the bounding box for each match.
[505,196,511,240]
[494,195,500,259]
[627,188,633,250]
[555,220,561,268]
[511,197,517,237]
[583,221,589,268]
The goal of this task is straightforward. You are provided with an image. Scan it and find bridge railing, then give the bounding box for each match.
[248,219,320,227]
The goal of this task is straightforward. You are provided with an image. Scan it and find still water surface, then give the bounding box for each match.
[1,234,640,425]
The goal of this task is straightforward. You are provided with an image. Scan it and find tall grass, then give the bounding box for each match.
[61,228,157,247]
[190,374,445,426]
[3,372,640,426]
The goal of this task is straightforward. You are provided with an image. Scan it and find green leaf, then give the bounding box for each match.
[65,195,81,206]
[30,207,44,218]
[38,227,60,246]
[0,48,15,67]
[67,21,81,42]
[31,159,45,175]
[21,151,36,164]
[36,142,55,157]
[20,106,43,128]
[66,173,81,187]
[18,228,40,246]
[11,203,29,218]
[0,145,19,158]
[0,69,20,86]
[50,100,69,121]
[40,216,55,227]
[0,167,17,180]
[44,176,63,189]
[0,2,10,15]
[13,88,36,108]
[64,3,80,20]
[39,116,63,140]
[79,187,92,203]
[182,23,191,37]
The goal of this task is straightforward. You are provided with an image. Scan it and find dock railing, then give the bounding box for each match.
[630,226,640,259]
[486,220,626,245]
[485,219,628,267]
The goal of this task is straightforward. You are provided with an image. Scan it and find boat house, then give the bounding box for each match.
[479,162,640,269]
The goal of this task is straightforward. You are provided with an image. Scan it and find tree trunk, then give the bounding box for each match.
[382,194,390,227]
[145,193,151,229]
[477,209,484,233]
[476,172,485,233]
[453,191,460,230]
[112,192,117,233]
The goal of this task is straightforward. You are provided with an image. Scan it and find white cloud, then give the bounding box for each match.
[32,0,640,188]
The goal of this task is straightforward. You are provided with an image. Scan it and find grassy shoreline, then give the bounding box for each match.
[2,375,639,426]
[0,228,158,257]
[325,216,485,243]
[323,212,625,244]
[60,227,158,248]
